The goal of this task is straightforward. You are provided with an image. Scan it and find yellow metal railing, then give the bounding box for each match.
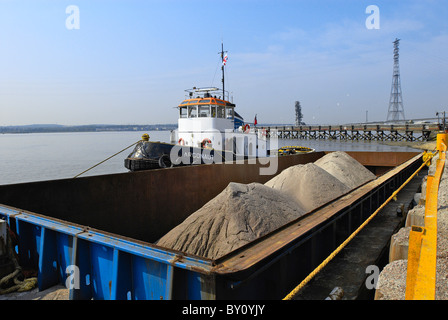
[405,133,447,300]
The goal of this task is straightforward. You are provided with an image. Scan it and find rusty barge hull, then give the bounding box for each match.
[0,151,422,299]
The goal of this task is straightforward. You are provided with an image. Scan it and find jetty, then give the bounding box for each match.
[260,121,440,142]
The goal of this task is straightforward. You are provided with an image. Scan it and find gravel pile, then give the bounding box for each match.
[156,182,307,259]
[314,151,376,189]
[157,152,375,259]
[375,258,448,300]
[375,259,408,300]
[264,162,351,212]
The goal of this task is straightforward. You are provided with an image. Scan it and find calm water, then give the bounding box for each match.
[0,130,419,185]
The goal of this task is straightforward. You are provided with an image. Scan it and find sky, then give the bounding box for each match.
[0,0,447,126]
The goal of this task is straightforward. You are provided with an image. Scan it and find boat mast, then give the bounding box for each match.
[220,42,227,100]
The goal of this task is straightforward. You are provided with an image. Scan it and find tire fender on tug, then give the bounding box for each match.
[158,154,173,168]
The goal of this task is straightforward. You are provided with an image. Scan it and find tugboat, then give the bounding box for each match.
[125,44,313,171]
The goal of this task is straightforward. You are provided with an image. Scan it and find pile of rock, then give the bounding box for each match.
[157,151,376,259]
[156,182,307,259]
[264,163,351,212]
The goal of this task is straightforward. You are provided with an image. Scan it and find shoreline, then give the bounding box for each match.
[380,140,437,151]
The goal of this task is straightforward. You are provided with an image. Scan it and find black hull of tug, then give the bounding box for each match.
[125,141,235,172]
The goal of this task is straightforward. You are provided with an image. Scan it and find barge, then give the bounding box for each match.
[0,150,423,299]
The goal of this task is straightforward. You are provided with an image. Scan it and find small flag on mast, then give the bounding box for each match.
[222,53,228,66]
[254,114,258,126]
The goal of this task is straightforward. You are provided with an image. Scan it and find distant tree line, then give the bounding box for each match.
[0,124,178,134]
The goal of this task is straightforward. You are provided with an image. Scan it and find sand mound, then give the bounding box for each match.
[156,182,307,260]
[314,151,376,189]
[265,163,351,212]
[157,152,376,260]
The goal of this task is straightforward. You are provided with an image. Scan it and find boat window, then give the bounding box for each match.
[199,99,211,104]
[217,106,225,118]
[179,107,187,118]
[211,106,216,118]
[188,106,197,118]
[226,107,234,119]
[198,105,210,117]
[189,100,199,104]
[180,101,189,105]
